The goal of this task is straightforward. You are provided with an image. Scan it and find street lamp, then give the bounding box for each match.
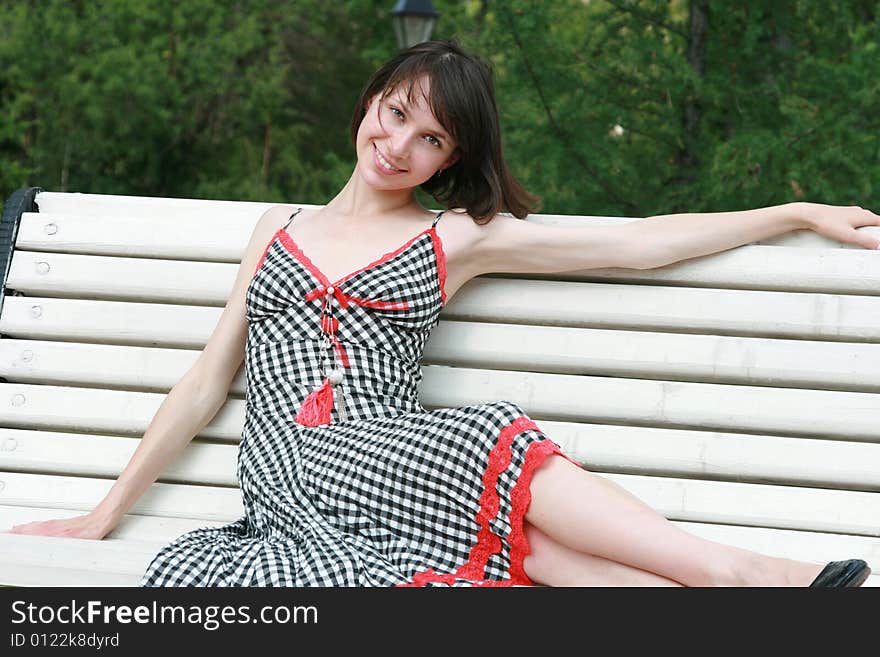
[390,0,439,49]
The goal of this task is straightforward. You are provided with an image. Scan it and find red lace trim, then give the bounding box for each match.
[397,416,567,587]
[276,228,326,283]
[400,568,518,587]
[429,227,448,306]
[260,224,446,309]
[507,440,575,584]
[252,233,278,277]
[454,416,533,580]
[276,226,433,288]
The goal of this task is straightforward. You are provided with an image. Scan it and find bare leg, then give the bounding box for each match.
[522,521,683,586]
[525,455,826,587]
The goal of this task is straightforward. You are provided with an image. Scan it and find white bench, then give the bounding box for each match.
[1,187,878,586]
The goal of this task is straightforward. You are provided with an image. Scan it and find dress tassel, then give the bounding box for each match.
[295,377,334,426]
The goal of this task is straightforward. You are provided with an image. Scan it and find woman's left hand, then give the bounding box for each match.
[797,202,880,249]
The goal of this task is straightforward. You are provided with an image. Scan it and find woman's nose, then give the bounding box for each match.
[389,128,419,155]
[382,145,409,169]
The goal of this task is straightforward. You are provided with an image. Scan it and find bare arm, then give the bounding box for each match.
[6,204,297,539]
[87,367,230,535]
[474,213,645,275]
[620,202,879,269]
[475,203,880,276]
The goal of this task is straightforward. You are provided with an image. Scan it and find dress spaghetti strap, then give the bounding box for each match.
[431,209,445,228]
[284,207,304,229]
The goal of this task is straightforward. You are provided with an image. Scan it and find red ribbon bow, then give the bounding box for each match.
[295,284,411,426]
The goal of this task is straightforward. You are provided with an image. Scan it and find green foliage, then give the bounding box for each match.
[1,0,877,218]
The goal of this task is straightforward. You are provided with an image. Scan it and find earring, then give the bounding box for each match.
[434,168,444,177]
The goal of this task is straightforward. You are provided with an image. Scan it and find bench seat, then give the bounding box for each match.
[1,187,878,586]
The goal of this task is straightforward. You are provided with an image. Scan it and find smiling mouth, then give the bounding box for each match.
[374,144,406,172]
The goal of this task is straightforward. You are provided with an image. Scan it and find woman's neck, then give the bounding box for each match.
[322,167,424,219]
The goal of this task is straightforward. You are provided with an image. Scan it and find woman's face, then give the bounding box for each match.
[357,77,459,189]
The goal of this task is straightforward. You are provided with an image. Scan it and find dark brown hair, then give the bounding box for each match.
[349,38,541,224]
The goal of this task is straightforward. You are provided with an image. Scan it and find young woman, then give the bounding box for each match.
[8,39,878,587]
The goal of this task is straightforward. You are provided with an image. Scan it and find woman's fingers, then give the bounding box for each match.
[5,516,106,539]
[9,520,52,534]
[808,205,880,249]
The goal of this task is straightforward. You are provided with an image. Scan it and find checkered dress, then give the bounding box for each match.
[140,207,572,587]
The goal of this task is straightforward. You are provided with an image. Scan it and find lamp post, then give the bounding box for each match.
[390,0,439,49]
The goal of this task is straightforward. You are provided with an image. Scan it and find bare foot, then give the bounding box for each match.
[783,559,829,586]
[712,550,826,587]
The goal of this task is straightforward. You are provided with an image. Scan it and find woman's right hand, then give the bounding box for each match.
[5,513,111,541]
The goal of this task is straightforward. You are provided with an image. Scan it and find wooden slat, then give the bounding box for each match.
[5,505,880,569]
[18,210,267,261]
[10,246,880,310]
[0,534,169,587]
[0,504,229,542]
[0,429,238,486]
[677,521,880,568]
[0,340,225,391]
[0,383,245,441]
[0,472,243,521]
[445,278,880,340]
[1,521,878,587]
[1,356,878,442]
[7,250,237,303]
[2,470,878,537]
[3,281,880,348]
[425,322,880,391]
[542,421,880,491]
[0,297,222,348]
[32,191,288,221]
[605,472,880,536]
[3,501,878,570]
[29,190,879,251]
[5,278,880,346]
[7,565,136,586]
[419,366,880,442]
[2,320,880,395]
[3,423,879,493]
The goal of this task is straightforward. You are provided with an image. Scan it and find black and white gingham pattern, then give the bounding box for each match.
[140,209,566,587]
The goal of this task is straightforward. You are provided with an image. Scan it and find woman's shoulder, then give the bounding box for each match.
[440,207,484,237]
[261,204,302,231]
